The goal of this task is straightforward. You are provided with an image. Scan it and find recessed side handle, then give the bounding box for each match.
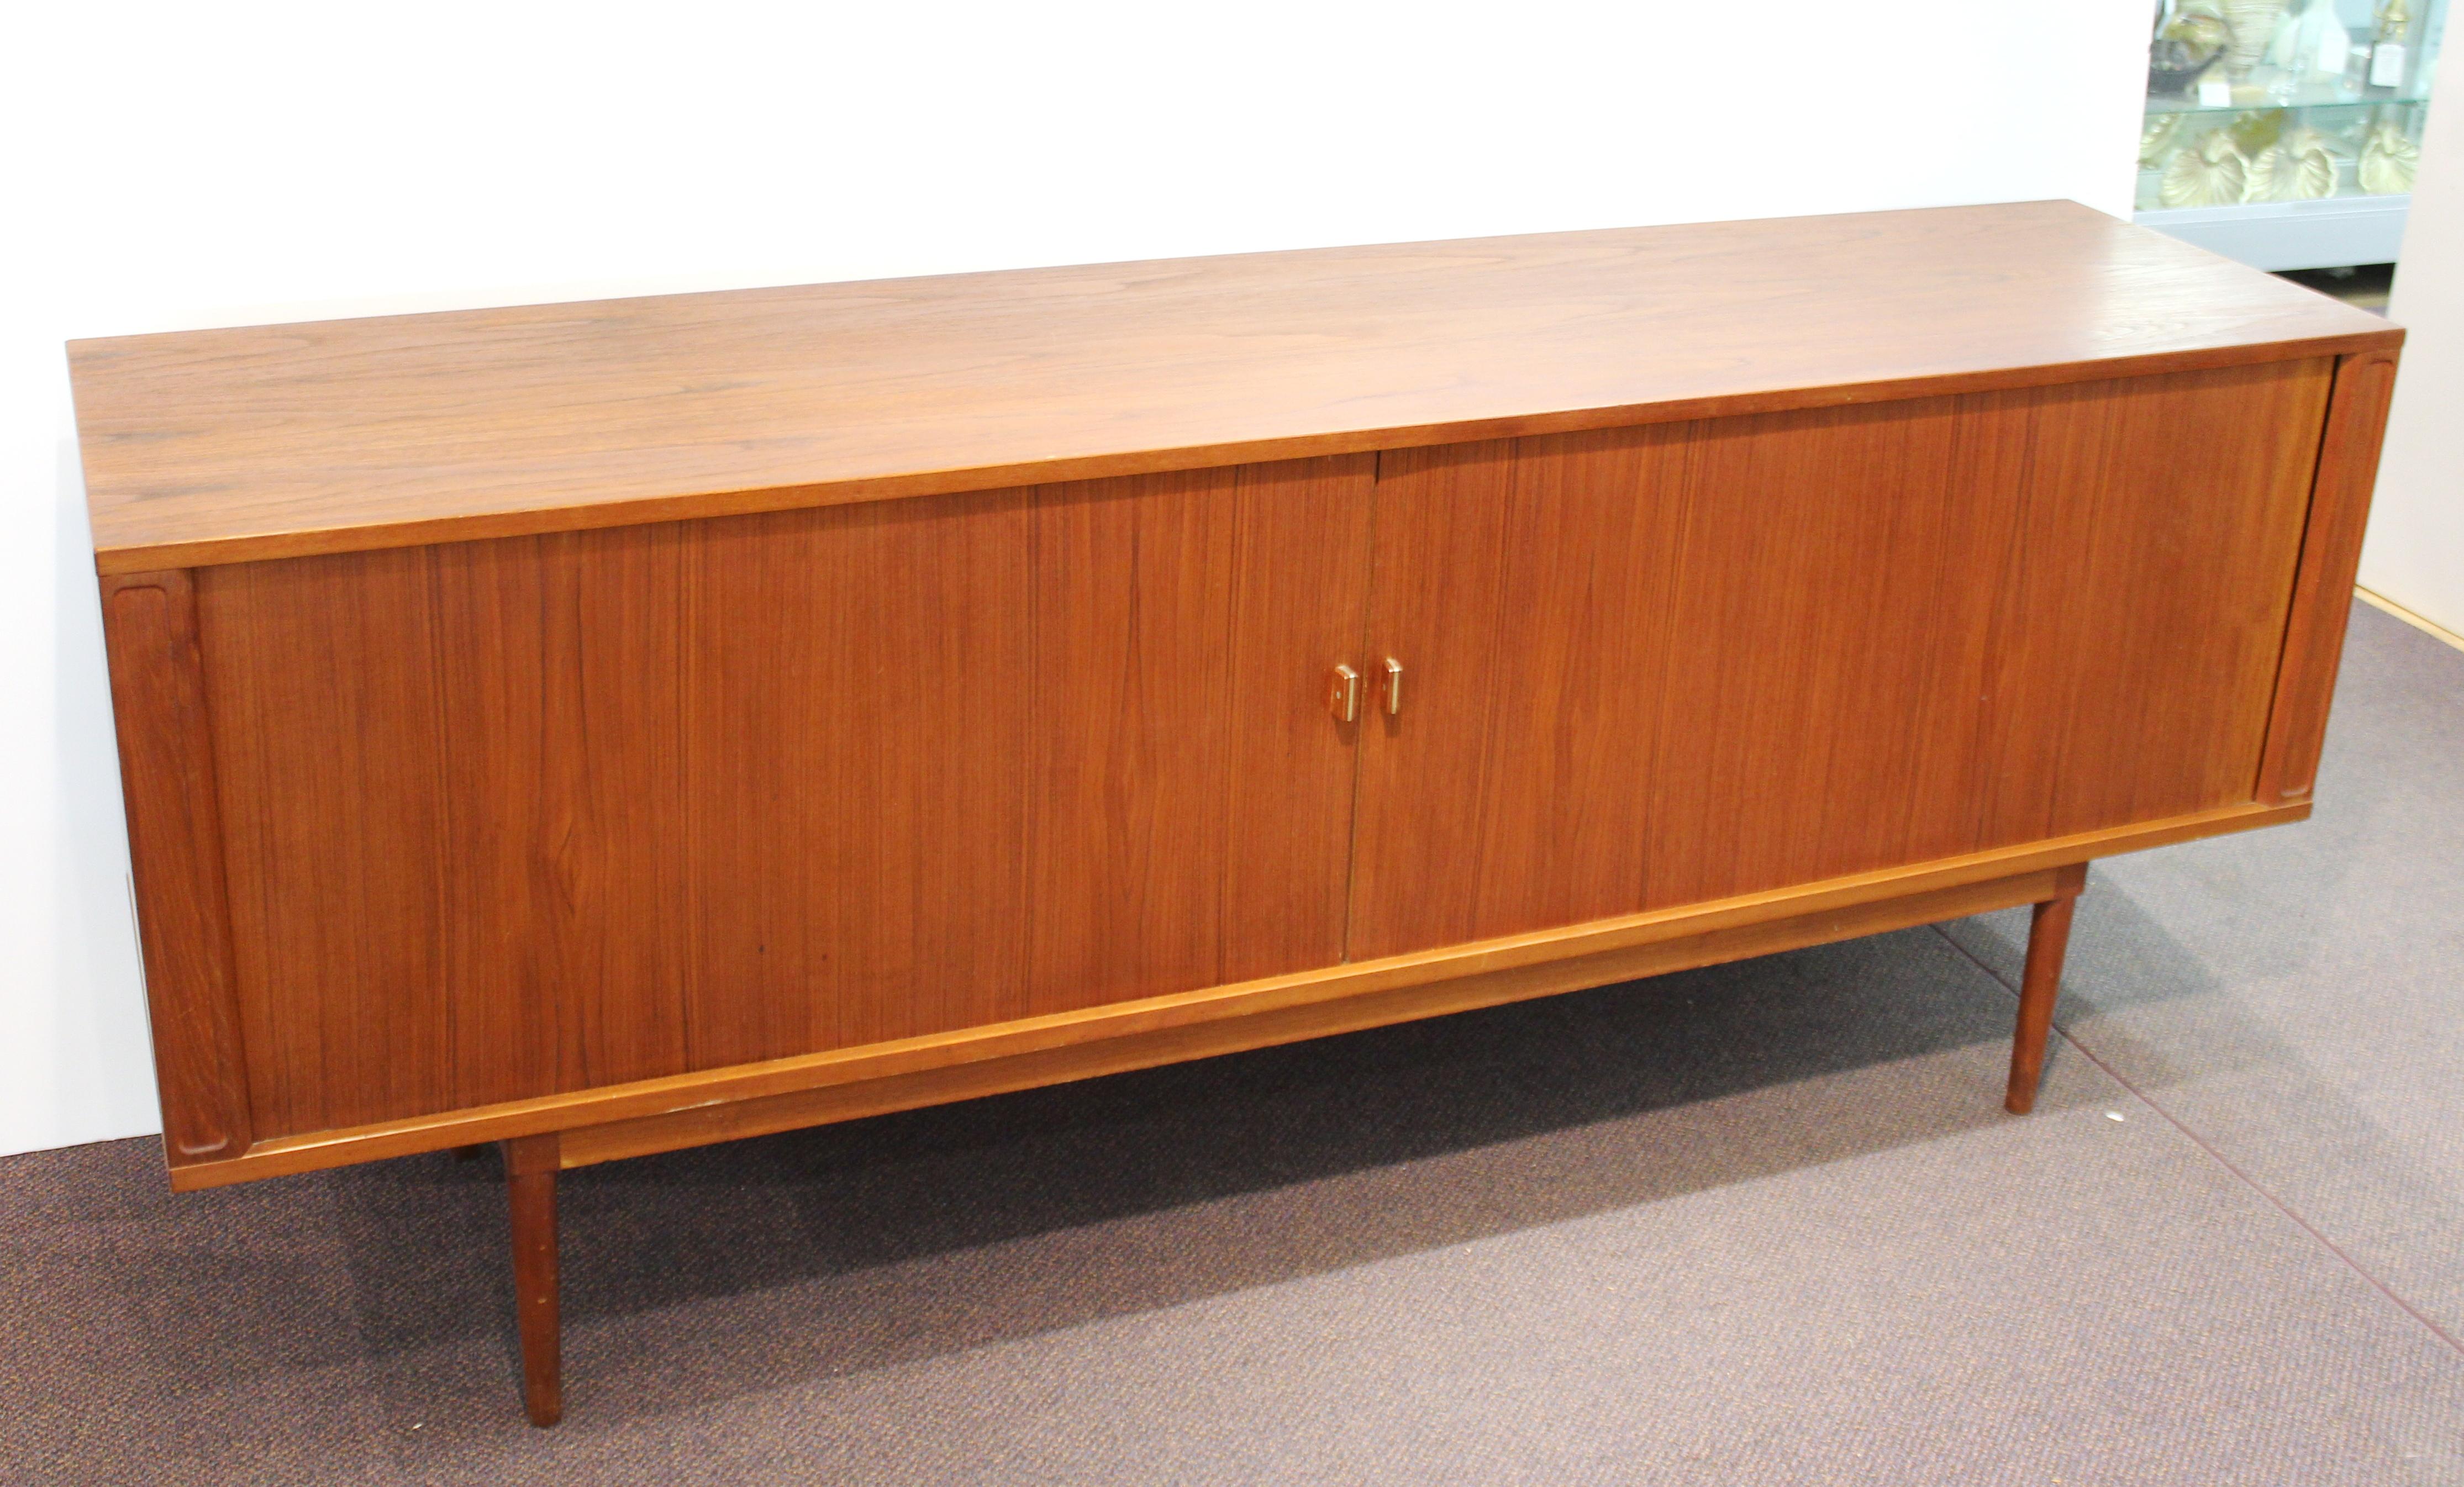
[1382,657,1403,716]
[1329,664,1362,723]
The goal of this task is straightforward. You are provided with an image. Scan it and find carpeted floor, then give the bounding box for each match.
[3,602,2460,1485]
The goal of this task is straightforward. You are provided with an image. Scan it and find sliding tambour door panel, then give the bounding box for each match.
[682,489,1037,1068]
[1023,455,1376,1010]
[1347,430,1693,961]
[199,532,688,1136]
[1214,457,1379,983]
[1351,359,2330,959]
[198,456,1370,1137]
[695,459,1375,1052]
[692,459,1375,1054]
[1629,396,1983,912]
[204,550,451,1136]
[1960,363,2330,845]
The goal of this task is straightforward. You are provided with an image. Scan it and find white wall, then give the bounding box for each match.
[0,2,2155,1157]
[2365,66,2464,635]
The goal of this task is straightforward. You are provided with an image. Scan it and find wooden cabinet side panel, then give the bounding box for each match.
[2255,349,2402,803]
[98,571,254,1163]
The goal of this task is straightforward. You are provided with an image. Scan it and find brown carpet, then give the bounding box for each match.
[4,601,2460,1485]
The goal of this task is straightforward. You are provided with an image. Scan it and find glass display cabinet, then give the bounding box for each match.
[2136,0,2446,268]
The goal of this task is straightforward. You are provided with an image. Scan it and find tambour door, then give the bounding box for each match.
[1346,360,2333,961]
[194,455,1374,1140]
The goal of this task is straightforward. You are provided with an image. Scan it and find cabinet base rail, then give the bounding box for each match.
[489,859,2090,1427]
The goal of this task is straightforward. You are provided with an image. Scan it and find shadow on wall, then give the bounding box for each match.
[15,889,2244,1425]
[37,436,155,1147]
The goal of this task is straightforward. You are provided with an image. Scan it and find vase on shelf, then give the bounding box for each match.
[2219,0,2289,76]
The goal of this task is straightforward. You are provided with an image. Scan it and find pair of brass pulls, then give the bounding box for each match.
[1329,658,1403,723]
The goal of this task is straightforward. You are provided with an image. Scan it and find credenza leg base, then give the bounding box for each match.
[503,1133,564,1427]
[2003,863,2088,1115]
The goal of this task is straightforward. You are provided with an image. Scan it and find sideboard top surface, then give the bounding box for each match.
[71,199,2398,573]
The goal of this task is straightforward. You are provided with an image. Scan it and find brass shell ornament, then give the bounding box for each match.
[2360,122,2420,193]
[2161,130,2252,206]
[2247,129,2338,200]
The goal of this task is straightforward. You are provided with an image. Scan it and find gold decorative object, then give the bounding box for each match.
[2162,3,2233,63]
[2247,129,2338,199]
[2227,108,2288,157]
[2152,1,2231,95]
[2359,122,2419,193]
[2161,130,2251,207]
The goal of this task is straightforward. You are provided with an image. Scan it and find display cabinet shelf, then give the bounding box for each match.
[2135,0,2445,269]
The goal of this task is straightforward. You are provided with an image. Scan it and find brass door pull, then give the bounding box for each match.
[1382,657,1403,715]
[1329,664,1362,723]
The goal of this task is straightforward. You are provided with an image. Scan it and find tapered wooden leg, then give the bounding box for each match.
[2004,862,2088,1115]
[503,1133,564,1427]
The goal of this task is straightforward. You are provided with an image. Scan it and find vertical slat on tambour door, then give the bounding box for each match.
[540,528,694,1088]
[424,526,692,1102]
[1346,441,1521,959]
[1024,470,1240,1014]
[201,551,454,1136]
[1642,398,1975,910]
[1347,430,1693,961]
[682,489,1035,1068]
[1889,392,2039,867]
[1219,455,1376,984]
[1831,399,1984,872]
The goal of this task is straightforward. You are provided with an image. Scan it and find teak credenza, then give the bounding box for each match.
[73,202,2401,1425]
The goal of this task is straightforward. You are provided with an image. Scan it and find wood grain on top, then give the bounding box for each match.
[70,199,2397,572]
